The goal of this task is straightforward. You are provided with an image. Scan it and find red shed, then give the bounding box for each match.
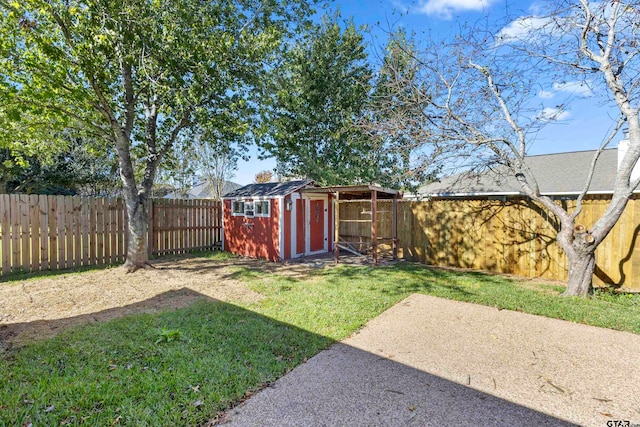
[222,180,334,261]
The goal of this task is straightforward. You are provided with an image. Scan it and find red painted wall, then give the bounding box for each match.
[223,199,281,262]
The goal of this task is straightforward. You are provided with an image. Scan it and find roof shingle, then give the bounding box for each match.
[418,149,619,196]
[223,180,315,198]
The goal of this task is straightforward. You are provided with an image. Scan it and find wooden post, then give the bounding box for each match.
[371,190,377,266]
[334,191,340,263]
[147,198,154,257]
[1,194,11,275]
[392,194,398,260]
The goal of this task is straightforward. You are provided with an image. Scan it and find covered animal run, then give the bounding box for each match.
[301,185,401,266]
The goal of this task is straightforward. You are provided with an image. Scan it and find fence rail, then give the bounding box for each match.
[0,195,222,276]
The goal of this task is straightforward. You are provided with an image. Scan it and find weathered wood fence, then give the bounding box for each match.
[340,196,640,291]
[0,195,222,276]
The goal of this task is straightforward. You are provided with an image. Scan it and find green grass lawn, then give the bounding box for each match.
[2,258,639,426]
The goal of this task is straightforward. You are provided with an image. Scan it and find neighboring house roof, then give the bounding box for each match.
[164,180,242,199]
[418,148,620,197]
[223,180,315,198]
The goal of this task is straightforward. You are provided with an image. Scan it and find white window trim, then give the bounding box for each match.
[244,201,255,218]
[231,200,245,217]
[231,198,271,218]
[253,200,271,218]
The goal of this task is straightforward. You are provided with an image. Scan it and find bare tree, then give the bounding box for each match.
[193,133,240,200]
[372,1,640,296]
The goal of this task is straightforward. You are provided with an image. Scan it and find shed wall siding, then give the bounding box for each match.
[223,199,280,262]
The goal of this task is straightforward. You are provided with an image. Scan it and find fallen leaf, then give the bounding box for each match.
[408,405,416,411]
[111,415,122,425]
[275,355,283,362]
[190,385,200,393]
[599,412,613,417]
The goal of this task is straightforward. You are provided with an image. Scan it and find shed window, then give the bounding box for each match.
[244,202,255,217]
[254,200,270,217]
[232,201,245,216]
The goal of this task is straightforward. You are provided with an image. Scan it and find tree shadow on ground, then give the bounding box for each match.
[1,289,576,427]
[0,287,215,348]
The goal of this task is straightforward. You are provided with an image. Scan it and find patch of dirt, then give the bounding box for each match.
[0,254,323,348]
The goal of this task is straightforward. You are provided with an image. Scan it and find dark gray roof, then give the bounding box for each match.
[223,180,315,198]
[418,149,619,196]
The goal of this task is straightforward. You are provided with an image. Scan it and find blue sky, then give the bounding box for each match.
[233,0,621,184]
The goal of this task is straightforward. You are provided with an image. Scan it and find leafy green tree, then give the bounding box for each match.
[0,136,118,195]
[0,0,315,270]
[260,14,379,186]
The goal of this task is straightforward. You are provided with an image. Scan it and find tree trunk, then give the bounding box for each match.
[123,195,150,272]
[563,250,596,297]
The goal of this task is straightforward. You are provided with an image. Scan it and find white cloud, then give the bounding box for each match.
[416,0,497,19]
[538,81,593,100]
[495,16,553,43]
[537,107,570,122]
[538,90,554,99]
[553,81,593,97]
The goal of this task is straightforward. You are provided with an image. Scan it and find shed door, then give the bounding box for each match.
[309,199,325,252]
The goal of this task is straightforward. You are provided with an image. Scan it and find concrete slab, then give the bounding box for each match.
[219,294,640,427]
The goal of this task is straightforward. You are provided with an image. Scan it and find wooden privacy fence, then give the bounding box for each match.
[341,196,640,291]
[149,198,222,256]
[0,195,222,276]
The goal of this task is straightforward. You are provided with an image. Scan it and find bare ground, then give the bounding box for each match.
[0,254,324,348]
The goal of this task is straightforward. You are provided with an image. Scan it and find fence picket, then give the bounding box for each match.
[96,197,105,265]
[29,195,40,272]
[39,195,49,271]
[73,196,82,268]
[10,195,20,271]
[1,194,11,274]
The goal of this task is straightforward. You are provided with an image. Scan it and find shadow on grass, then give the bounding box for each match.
[0,288,215,347]
[313,262,485,299]
[0,289,333,426]
[0,288,576,427]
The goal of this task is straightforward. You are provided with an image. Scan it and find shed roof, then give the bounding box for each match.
[418,148,619,197]
[301,184,401,200]
[223,180,315,198]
